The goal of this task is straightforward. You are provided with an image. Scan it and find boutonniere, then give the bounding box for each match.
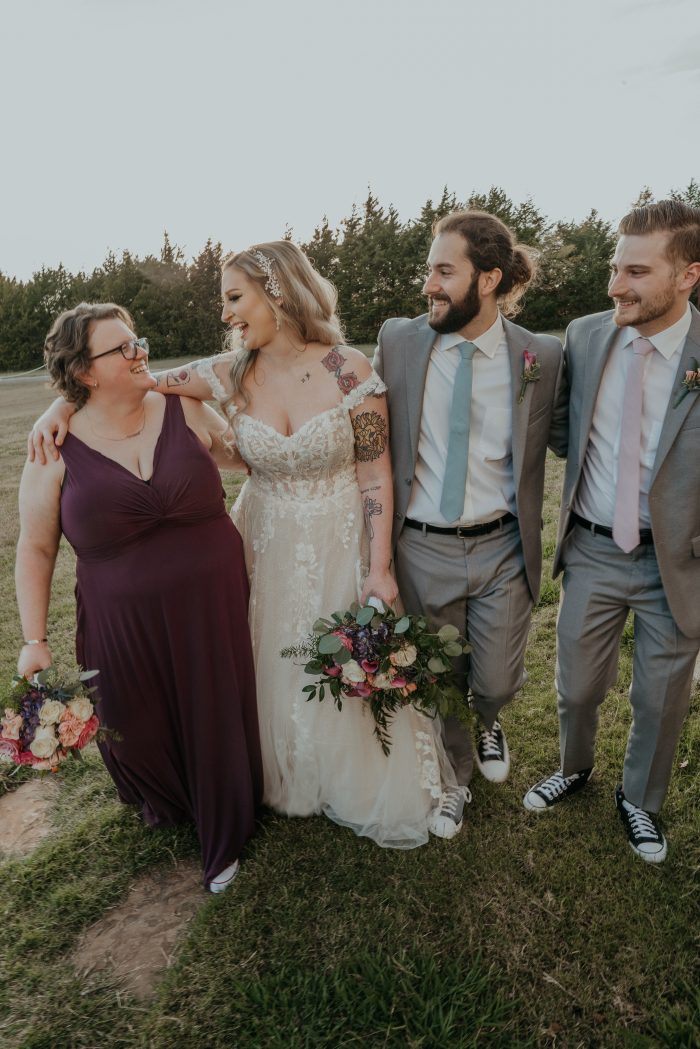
[518,350,541,403]
[673,358,700,408]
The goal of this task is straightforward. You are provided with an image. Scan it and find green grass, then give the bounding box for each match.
[0,379,698,1049]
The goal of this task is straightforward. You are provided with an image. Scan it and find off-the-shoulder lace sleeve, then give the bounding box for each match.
[196,356,238,417]
[342,370,387,411]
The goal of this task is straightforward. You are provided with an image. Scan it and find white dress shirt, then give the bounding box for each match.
[407,313,515,526]
[574,305,691,528]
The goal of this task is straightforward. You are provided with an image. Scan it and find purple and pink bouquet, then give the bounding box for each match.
[0,668,104,771]
[282,604,471,754]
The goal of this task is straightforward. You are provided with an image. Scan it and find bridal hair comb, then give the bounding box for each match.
[248,248,282,299]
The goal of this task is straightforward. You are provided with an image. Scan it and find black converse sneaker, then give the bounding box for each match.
[522,767,592,811]
[475,720,510,782]
[615,786,667,863]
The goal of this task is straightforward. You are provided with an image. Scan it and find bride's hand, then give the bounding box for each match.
[27,399,76,464]
[360,568,399,609]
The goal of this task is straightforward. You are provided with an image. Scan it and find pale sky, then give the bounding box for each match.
[1,0,698,280]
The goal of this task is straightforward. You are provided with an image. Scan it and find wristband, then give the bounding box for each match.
[23,638,48,646]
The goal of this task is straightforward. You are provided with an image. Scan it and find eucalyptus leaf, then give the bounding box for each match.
[318,634,344,655]
[427,657,449,674]
[356,606,375,626]
[78,669,100,681]
[394,616,411,634]
[443,642,464,657]
[437,624,460,642]
[334,647,352,665]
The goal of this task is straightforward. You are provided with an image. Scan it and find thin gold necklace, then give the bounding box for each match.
[85,405,147,441]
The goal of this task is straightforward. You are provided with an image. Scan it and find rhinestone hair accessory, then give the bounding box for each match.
[248,248,282,299]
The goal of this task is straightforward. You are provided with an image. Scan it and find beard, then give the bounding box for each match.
[428,272,482,333]
[612,282,677,329]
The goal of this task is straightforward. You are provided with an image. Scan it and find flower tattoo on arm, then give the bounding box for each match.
[362,489,383,541]
[352,411,388,462]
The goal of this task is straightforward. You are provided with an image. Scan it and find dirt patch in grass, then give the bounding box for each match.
[73,859,204,998]
[0,777,59,856]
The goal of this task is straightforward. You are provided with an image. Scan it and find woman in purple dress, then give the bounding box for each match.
[16,302,262,892]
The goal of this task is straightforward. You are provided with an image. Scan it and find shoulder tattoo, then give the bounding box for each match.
[321,348,360,395]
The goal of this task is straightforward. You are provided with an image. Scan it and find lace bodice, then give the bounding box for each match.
[197,358,386,500]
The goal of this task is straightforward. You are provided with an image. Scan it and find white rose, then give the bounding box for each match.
[67,697,94,722]
[371,671,393,689]
[38,699,66,726]
[390,644,418,668]
[341,659,366,684]
[30,725,59,759]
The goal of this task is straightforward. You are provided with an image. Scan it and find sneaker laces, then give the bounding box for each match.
[439,785,472,818]
[479,722,504,760]
[625,806,660,842]
[536,769,582,802]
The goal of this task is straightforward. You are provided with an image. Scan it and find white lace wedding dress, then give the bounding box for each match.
[199,356,452,848]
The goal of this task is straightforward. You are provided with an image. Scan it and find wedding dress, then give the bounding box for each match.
[199,356,452,848]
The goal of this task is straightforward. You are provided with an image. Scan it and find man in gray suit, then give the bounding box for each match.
[374,210,566,838]
[524,200,700,863]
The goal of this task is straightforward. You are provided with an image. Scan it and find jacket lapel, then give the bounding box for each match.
[578,317,618,465]
[650,305,700,487]
[402,317,435,467]
[504,319,530,491]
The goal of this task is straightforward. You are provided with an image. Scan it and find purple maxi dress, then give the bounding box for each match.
[58,396,262,883]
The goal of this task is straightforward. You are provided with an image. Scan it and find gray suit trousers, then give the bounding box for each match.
[395,518,533,786]
[556,524,699,812]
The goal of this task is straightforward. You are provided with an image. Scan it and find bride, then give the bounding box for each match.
[30,241,454,848]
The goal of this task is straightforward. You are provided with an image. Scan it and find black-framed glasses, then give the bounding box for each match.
[89,336,150,362]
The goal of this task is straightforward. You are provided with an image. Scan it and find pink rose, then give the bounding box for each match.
[77,715,99,748]
[58,712,83,748]
[325,664,342,677]
[523,350,537,372]
[0,737,21,762]
[337,372,360,395]
[1,710,23,741]
[321,349,347,372]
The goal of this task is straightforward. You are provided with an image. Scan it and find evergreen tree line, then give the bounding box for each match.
[1,181,698,371]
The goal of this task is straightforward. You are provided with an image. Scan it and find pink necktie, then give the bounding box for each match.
[612,336,654,552]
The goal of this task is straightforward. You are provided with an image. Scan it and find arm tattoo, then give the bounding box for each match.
[362,495,383,541]
[166,367,193,387]
[352,411,388,462]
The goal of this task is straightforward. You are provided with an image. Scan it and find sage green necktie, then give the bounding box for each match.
[440,341,478,523]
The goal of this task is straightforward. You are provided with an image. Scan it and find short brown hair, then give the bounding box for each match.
[432,209,536,316]
[618,200,700,284]
[44,302,135,408]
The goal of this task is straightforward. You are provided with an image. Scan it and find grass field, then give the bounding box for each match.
[0,373,698,1049]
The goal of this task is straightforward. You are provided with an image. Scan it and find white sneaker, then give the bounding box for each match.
[209,859,240,893]
[427,786,472,839]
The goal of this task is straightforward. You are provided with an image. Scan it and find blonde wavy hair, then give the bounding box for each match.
[220,241,345,408]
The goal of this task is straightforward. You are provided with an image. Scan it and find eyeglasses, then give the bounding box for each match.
[89,336,150,362]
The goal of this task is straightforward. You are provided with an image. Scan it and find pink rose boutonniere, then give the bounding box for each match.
[518,349,541,403]
[673,358,700,408]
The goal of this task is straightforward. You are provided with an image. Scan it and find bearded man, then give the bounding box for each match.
[373,209,567,838]
[524,200,700,864]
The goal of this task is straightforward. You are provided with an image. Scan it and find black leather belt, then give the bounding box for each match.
[571,511,653,544]
[404,512,516,538]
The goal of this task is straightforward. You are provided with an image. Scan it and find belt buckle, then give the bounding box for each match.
[455,524,472,538]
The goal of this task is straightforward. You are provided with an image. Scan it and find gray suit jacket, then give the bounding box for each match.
[374,314,566,603]
[552,304,700,638]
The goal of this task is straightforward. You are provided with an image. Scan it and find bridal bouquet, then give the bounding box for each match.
[282,604,471,754]
[0,668,105,771]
